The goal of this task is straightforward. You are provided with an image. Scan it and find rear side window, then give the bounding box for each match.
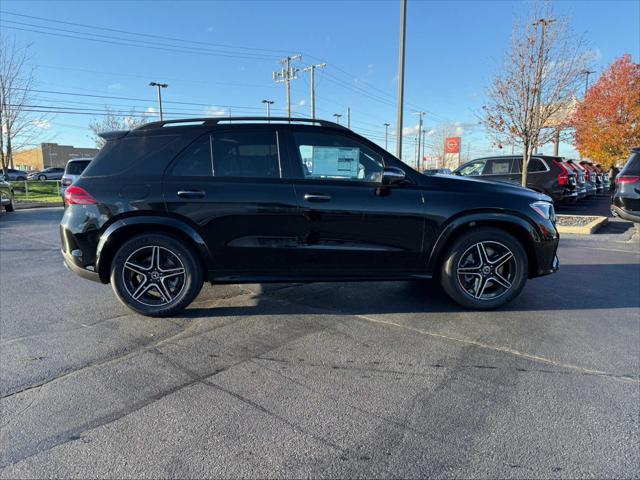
[65,161,91,175]
[483,158,517,175]
[169,135,213,176]
[212,130,280,178]
[83,133,182,177]
[528,158,547,172]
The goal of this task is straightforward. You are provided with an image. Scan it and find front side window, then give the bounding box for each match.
[458,161,485,176]
[293,131,384,182]
[212,130,279,178]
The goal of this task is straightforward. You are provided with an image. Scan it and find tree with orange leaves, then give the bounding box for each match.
[573,55,640,168]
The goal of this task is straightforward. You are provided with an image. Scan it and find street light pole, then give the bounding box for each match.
[149,82,168,121]
[396,0,407,160]
[413,111,424,169]
[261,99,274,121]
[333,113,342,125]
[583,69,596,96]
[384,123,390,151]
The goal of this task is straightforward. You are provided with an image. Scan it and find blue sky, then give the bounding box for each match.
[2,0,638,162]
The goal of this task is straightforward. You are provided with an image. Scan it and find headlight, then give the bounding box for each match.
[530,201,555,222]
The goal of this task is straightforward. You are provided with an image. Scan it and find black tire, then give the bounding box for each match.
[4,193,15,212]
[440,227,528,310]
[110,233,204,317]
[38,174,46,181]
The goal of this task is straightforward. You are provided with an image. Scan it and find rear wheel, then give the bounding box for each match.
[110,233,204,317]
[440,227,528,310]
[38,174,46,181]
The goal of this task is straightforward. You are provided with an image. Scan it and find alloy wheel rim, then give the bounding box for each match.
[122,245,186,307]
[456,241,517,301]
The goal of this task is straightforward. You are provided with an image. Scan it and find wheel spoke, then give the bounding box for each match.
[457,265,482,274]
[131,279,151,300]
[150,246,161,270]
[154,282,172,303]
[474,277,489,299]
[124,261,149,276]
[492,273,512,289]
[159,266,185,277]
[491,251,513,268]
[476,242,490,265]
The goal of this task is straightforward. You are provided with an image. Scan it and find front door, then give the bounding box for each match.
[162,127,305,278]
[282,127,425,276]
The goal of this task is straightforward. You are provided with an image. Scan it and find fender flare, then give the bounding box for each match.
[95,215,212,282]
[426,210,541,273]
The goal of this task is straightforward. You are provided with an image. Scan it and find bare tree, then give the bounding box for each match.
[482,5,591,187]
[0,35,48,174]
[89,108,150,148]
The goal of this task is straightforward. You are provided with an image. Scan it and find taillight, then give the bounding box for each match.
[617,175,640,184]
[64,186,97,205]
[553,160,569,185]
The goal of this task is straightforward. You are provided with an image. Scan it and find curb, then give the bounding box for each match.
[16,202,64,210]
[556,215,608,234]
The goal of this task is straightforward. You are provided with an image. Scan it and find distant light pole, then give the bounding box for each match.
[149,82,168,121]
[262,99,274,120]
[412,111,425,168]
[582,69,596,96]
[384,123,390,151]
[333,113,342,125]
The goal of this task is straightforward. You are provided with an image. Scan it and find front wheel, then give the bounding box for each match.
[4,194,15,212]
[440,227,528,310]
[110,233,204,317]
[38,174,46,181]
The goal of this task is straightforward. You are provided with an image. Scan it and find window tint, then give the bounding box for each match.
[484,158,517,175]
[212,130,279,178]
[292,131,384,182]
[458,161,485,176]
[528,158,547,172]
[169,135,213,176]
[65,160,91,175]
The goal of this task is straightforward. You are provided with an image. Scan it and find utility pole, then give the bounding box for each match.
[413,111,424,169]
[532,18,555,154]
[273,54,301,118]
[421,128,426,167]
[396,0,407,160]
[333,113,342,125]
[583,69,596,96]
[261,100,274,121]
[347,107,351,129]
[302,62,326,119]
[384,123,390,151]
[149,82,168,121]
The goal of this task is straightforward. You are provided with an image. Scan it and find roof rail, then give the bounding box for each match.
[134,116,349,131]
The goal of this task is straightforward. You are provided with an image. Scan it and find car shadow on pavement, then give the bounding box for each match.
[185,263,640,318]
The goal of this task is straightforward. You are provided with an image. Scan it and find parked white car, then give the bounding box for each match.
[61,158,93,200]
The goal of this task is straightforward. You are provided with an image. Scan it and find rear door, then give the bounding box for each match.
[282,127,424,275]
[162,127,305,277]
[482,157,521,184]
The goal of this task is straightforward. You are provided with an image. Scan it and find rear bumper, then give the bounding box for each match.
[62,249,101,282]
[611,205,640,223]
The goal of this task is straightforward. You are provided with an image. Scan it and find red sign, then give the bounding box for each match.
[445,137,461,154]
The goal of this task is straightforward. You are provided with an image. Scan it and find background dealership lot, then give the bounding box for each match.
[0,205,638,478]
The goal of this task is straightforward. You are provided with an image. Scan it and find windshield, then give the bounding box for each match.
[65,160,91,175]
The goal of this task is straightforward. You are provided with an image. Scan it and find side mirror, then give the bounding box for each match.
[381,166,406,186]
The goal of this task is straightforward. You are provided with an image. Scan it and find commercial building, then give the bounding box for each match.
[12,143,99,171]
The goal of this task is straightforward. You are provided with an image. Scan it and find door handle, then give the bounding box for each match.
[177,189,206,199]
[304,193,332,203]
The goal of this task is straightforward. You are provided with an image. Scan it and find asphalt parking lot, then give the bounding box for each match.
[1,205,639,479]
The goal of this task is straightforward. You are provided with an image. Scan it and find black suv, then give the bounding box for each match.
[612,148,640,222]
[454,155,577,204]
[61,118,559,317]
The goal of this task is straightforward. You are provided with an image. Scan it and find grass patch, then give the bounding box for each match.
[10,181,62,203]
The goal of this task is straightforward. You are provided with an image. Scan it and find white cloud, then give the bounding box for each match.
[32,119,51,129]
[107,83,123,90]
[204,105,229,117]
[146,107,157,114]
[298,99,306,106]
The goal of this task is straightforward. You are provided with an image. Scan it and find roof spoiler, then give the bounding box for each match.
[98,130,129,141]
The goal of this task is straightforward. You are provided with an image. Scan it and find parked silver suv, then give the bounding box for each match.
[61,158,92,201]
